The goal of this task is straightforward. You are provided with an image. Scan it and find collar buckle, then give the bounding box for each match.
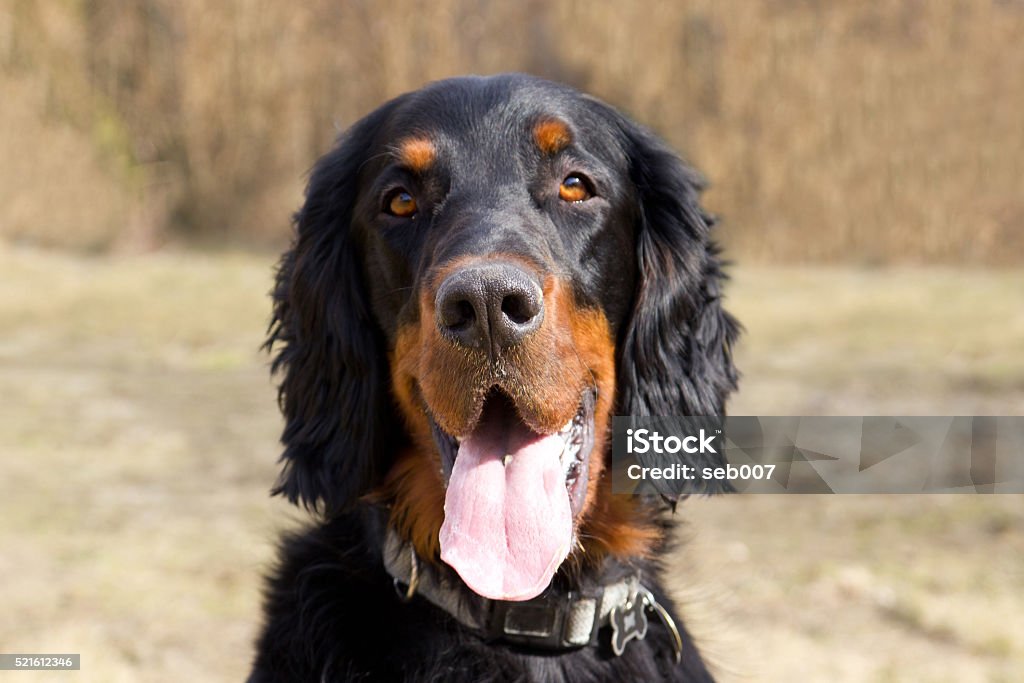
[487,589,601,649]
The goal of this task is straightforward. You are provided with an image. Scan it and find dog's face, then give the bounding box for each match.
[365,79,639,600]
[268,74,738,601]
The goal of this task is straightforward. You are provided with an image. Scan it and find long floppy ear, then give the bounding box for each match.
[615,118,741,493]
[266,102,403,516]
[616,123,739,416]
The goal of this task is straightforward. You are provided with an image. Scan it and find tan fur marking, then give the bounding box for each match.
[398,138,436,173]
[533,118,572,154]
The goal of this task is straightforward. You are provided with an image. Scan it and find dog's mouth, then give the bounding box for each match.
[430,390,595,514]
[428,388,596,601]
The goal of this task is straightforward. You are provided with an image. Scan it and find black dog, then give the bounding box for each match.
[249,74,738,682]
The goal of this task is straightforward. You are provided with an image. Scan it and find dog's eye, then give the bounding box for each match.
[559,175,592,203]
[385,189,418,218]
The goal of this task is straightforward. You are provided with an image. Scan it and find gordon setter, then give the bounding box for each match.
[250,73,738,682]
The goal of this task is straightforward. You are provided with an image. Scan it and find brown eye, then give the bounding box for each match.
[386,189,417,217]
[559,175,591,202]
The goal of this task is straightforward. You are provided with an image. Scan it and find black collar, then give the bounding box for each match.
[382,529,682,661]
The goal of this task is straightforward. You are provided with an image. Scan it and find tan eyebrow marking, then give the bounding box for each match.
[533,118,573,155]
[397,138,436,173]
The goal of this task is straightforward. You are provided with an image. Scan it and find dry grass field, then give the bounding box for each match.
[1,245,1021,681]
[4,1,1023,262]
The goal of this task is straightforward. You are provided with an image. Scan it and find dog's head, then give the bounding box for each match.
[267,74,738,601]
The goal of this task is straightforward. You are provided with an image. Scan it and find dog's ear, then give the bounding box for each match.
[615,121,739,417]
[612,116,740,493]
[266,102,402,516]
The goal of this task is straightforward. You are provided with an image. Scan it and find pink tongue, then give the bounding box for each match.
[439,406,572,601]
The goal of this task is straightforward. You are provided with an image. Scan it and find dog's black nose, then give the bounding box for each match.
[436,262,544,351]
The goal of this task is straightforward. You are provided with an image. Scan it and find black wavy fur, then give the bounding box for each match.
[265,99,409,517]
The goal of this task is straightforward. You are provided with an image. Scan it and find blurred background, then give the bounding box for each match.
[3,0,1024,260]
[1,1,1021,681]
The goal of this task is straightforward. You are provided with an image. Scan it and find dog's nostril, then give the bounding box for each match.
[450,300,476,329]
[501,292,538,325]
[440,298,477,331]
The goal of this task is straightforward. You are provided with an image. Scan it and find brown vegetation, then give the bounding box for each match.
[2,1,1023,261]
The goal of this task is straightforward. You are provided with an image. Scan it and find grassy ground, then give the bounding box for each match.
[0,245,1021,681]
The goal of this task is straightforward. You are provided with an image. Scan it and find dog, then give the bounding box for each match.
[249,73,738,682]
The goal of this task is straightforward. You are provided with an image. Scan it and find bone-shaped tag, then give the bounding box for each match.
[610,593,648,656]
